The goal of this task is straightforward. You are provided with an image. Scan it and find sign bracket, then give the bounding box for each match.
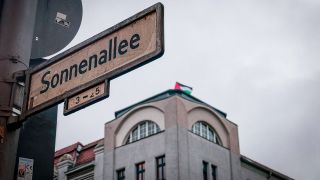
[0,70,26,127]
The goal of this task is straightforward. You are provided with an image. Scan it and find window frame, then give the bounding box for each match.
[211,164,217,180]
[192,121,222,145]
[156,155,166,180]
[136,161,145,180]
[126,120,161,144]
[116,168,125,180]
[203,161,208,180]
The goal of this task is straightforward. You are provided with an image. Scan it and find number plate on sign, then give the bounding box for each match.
[63,81,109,115]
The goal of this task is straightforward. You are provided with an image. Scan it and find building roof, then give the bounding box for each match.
[76,139,103,165]
[240,155,294,180]
[55,142,82,157]
[54,139,103,167]
[115,89,227,118]
[54,142,82,165]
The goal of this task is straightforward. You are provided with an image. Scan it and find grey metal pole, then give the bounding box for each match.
[0,0,38,179]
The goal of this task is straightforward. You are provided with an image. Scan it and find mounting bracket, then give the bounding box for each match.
[0,70,26,127]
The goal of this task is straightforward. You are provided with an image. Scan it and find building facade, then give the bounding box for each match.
[54,90,293,180]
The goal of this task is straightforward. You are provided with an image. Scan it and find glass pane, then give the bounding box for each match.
[208,129,214,142]
[140,122,146,138]
[201,123,207,138]
[203,161,208,180]
[156,156,165,180]
[216,137,221,145]
[132,128,138,142]
[126,136,130,144]
[156,124,160,132]
[117,169,125,180]
[193,122,200,135]
[125,121,161,145]
[148,122,155,135]
[212,165,217,180]
[136,162,145,180]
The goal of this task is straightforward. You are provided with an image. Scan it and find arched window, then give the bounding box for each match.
[126,120,161,144]
[192,121,221,145]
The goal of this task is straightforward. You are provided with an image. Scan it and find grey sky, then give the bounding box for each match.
[55,0,320,179]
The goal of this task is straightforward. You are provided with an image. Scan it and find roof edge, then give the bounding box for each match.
[240,155,294,180]
[114,89,227,118]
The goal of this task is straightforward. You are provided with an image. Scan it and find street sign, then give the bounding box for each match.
[23,3,164,117]
[63,80,109,115]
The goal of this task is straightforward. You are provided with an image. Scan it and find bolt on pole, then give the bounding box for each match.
[0,0,38,179]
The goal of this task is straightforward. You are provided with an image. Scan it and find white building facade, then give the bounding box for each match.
[54,90,293,180]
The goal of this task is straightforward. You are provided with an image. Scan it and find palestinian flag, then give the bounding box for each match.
[174,82,193,94]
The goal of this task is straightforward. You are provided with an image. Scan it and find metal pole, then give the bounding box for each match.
[14,59,58,180]
[0,0,38,179]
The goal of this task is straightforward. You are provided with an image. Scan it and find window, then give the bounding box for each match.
[126,121,161,144]
[132,128,138,142]
[117,168,125,180]
[201,124,207,138]
[193,122,200,134]
[211,165,217,180]
[156,155,166,180]
[192,121,221,145]
[203,161,208,180]
[136,162,145,180]
[208,129,214,142]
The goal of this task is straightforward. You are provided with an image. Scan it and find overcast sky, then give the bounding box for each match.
[54,0,320,179]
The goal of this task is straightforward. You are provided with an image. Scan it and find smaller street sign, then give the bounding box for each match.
[23,3,164,117]
[63,80,109,115]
